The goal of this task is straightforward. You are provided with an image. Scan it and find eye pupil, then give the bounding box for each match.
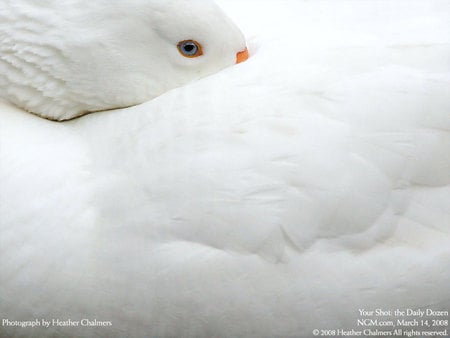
[184,44,195,52]
[177,40,203,58]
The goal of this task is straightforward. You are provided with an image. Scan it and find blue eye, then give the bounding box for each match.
[177,40,203,58]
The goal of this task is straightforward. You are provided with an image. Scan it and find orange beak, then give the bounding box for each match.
[236,47,249,64]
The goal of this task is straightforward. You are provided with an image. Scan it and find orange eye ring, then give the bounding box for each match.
[177,40,203,58]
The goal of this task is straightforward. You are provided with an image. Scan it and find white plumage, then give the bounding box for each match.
[0,0,246,120]
[1,0,449,337]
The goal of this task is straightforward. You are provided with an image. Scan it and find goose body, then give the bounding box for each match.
[1,0,449,337]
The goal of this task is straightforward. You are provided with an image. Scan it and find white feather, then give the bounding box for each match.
[1,0,449,337]
[0,0,246,120]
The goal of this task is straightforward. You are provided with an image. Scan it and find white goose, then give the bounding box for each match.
[1,0,449,337]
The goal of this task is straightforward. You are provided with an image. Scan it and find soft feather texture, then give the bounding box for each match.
[0,0,246,120]
[1,0,450,337]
